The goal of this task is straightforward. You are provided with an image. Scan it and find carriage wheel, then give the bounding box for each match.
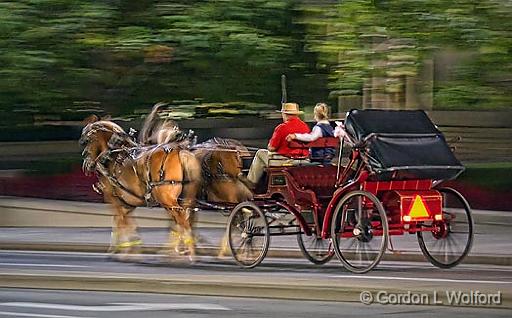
[417,187,474,269]
[227,201,270,268]
[297,228,334,265]
[331,190,388,273]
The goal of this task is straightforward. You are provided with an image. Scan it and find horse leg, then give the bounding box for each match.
[217,232,230,258]
[165,209,182,255]
[180,207,196,262]
[179,150,201,260]
[210,182,252,258]
[123,209,143,254]
[110,203,141,255]
[107,215,117,254]
[166,206,195,262]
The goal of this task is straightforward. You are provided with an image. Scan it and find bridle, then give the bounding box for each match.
[80,122,137,174]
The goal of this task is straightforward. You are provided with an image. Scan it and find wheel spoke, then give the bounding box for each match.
[331,191,388,273]
[417,188,473,268]
[228,202,269,268]
[298,227,334,265]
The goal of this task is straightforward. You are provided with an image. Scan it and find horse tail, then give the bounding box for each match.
[139,102,168,145]
[178,150,202,209]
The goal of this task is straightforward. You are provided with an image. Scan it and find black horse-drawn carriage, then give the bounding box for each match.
[226,109,473,273]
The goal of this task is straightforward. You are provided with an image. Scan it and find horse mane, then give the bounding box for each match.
[194,137,247,151]
[139,102,180,145]
[82,120,126,138]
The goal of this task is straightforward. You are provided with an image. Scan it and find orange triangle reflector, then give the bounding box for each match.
[409,195,430,218]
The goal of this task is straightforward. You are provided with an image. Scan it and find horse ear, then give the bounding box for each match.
[101,114,112,121]
[82,114,99,126]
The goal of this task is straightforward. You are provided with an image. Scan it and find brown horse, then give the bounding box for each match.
[192,138,253,204]
[192,138,253,257]
[139,104,252,203]
[138,105,253,256]
[80,115,201,260]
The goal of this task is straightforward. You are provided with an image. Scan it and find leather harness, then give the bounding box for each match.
[81,124,184,208]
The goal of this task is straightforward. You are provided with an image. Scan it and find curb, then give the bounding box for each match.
[1,196,511,228]
[1,242,511,266]
[0,270,510,308]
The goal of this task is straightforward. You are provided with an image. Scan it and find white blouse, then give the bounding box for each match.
[294,120,330,142]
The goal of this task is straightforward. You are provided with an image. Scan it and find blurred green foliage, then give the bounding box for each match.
[0,0,325,124]
[0,0,510,126]
[301,0,512,108]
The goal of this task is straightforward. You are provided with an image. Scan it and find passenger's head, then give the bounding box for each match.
[278,102,302,122]
[314,103,329,122]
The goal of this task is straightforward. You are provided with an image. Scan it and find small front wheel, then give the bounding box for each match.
[331,190,389,273]
[417,187,473,268]
[227,201,270,268]
[297,228,334,265]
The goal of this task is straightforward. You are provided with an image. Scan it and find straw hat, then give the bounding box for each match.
[277,102,303,115]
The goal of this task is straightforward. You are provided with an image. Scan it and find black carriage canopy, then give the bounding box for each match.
[343,109,465,181]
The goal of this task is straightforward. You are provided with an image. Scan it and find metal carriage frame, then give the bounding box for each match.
[226,114,474,273]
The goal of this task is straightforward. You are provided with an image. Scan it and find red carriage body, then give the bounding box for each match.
[227,109,473,273]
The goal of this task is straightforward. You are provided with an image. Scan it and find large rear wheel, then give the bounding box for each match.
[417,187,473,268]
[331,190,388,273]
[227,201,270,268]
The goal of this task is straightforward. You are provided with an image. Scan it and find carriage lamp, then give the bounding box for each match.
[402,215,412,222]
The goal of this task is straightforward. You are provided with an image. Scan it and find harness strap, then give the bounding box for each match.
[149,180,182,187]
[86,135,184,207]
[144,146,184,203]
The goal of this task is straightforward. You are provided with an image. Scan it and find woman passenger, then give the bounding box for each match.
[286,103,335,164]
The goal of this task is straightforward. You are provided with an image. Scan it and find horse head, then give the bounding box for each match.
[79,115,135,174]
[196,138,248,182]
[210,149,242,180]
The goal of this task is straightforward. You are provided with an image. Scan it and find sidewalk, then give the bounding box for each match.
[0,196,511,265]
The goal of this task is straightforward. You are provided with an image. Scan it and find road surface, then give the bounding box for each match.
[0,288,510,318]
[0,250,511,314]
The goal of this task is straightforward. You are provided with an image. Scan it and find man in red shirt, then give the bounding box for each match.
[245,102,310,187]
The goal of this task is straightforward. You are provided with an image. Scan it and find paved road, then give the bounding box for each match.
[0,288,510,318]
[0,251,511,308]
[1,250,511,281]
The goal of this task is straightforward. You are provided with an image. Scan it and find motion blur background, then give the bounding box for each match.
[0,0,511,209]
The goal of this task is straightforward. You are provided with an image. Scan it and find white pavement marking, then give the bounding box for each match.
[0,302,231,312]
[0,311,93,318]
[330,275,512,284]
[0,263,87,268]
[0,251,106,257]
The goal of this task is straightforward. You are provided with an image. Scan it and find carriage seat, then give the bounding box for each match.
[288,137,339,163]
[288,137,340,150]
[286,165,338,198]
